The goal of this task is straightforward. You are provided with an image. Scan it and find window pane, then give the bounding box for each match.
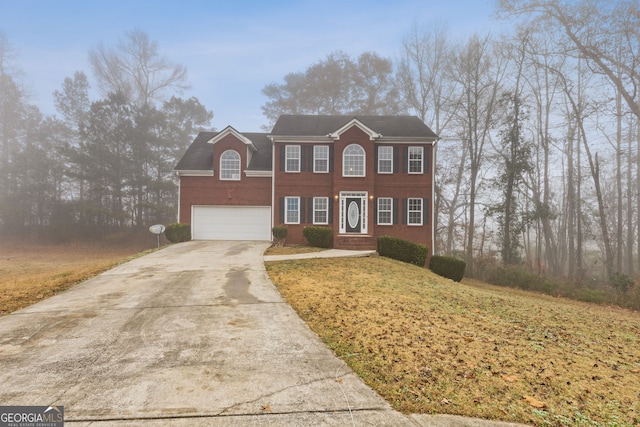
[408,198,422,225]
[286,145,300,172]
[314,197,328,224]
[408,147,423,174]
[378,146,392,173]
[220,150,240,180]
[343,144,365,176]
[286,197,299,224]
[314,146,329,172]
[377,197,392,225]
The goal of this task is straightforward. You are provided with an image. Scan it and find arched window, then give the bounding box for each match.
[342,144,365,176]
[220,150,240,180]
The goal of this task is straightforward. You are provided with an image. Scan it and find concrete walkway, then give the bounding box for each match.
[0,241,527,426]
[263,248,376,262]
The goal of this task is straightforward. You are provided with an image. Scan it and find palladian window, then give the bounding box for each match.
[342,144,365,177]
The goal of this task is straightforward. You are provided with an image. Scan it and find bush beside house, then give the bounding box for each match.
[165,223,191,243]
[303,226,332,248]
[377,236,428,266]
[429,255,466,282]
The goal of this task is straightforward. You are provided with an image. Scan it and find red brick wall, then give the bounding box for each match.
[178,134,272,224]
[273,126,434,251]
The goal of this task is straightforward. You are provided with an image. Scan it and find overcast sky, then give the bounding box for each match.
[0,0,503,132]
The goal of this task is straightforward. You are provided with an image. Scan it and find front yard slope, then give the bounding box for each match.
[265,256,640,426]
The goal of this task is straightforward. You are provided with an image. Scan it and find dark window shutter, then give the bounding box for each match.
[424,147,430,174]
[423,198,429,225]
[279,197,284,223]
[279,146,285,172]
[300,146,306,172]
[393,198,399,225]
[329,145,334,172]
[300,197,306,223]
[374,146,379,173]
[393,146,400,173]
[402,147,408,173]
[328,197,334,224]
[308,198,314,224]
[373,198,378,224]
[402,198,407,225]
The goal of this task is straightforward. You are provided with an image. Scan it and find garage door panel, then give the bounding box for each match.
[192,206,271,241]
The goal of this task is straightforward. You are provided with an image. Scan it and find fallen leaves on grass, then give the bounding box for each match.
[266,256,640,426]
[522,395,546,409]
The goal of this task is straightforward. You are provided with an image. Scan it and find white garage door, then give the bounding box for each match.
[192,206,272,241]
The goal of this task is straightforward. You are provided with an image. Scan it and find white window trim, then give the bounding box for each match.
[285,196,300,224]
[220,149,241,181]
[408,146,424,174]
[342,144,366,177]
[377,197,393,225]
[378,146,393,174]
[285,145,301,173]
[407,198,423,226]
[314,145,329,173]
[313,197,329,225]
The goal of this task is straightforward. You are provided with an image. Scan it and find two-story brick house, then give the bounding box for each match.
[175,115,438,250]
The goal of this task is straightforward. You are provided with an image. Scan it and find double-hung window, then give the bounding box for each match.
[314,146,329,173]
[285,145,300,172]
[220,150,240,180]
[408,147,423,174]
[285,197,300,224]
[378,146,393,174]
[407,198,423,225]
[313,197,329,224]
[343,144,365,176]
[377,198,393,225]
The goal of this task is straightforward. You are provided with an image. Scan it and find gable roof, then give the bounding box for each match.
[174,131,272,173]
[269,115,438,140]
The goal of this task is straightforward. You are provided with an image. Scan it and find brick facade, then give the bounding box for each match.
[176,116,437,252]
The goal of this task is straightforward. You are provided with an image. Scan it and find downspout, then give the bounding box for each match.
[270,137,275,240]
[176,172,181,223]
[431,138,438,256]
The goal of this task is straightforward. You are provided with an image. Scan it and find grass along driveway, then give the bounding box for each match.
[265,256,640,426]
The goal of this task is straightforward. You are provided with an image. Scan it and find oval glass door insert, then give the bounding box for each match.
[347,201,360,229]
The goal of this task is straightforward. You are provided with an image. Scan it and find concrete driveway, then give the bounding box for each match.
[0,241,527,427]
[0,241,413,426]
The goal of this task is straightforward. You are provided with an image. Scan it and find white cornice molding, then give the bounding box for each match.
[329,118,381,140]
[208,125,257,152]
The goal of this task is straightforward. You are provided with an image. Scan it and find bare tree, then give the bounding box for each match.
[498,0,640,121]
[447,33,506,276]
[89,29,189,108]
[397,22,455,134]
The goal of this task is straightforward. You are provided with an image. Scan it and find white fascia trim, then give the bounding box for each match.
[244,170,272,177]
[375,137,438,144]
[329,118,381,141]
[175,170,214,176]
[208,125,257,152]
[268,135,333,143]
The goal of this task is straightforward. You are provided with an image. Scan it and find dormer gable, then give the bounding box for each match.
[328,118,381,141]
[207,125,257,152]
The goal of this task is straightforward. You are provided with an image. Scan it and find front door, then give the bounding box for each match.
[339,192,368,234]
[346,198,362,233]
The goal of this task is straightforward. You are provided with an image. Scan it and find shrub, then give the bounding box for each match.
[303,226,332,248]
[377,236,428,266]
[164,223,191,243]
[272,226,287,246]
[429,255,466,282]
